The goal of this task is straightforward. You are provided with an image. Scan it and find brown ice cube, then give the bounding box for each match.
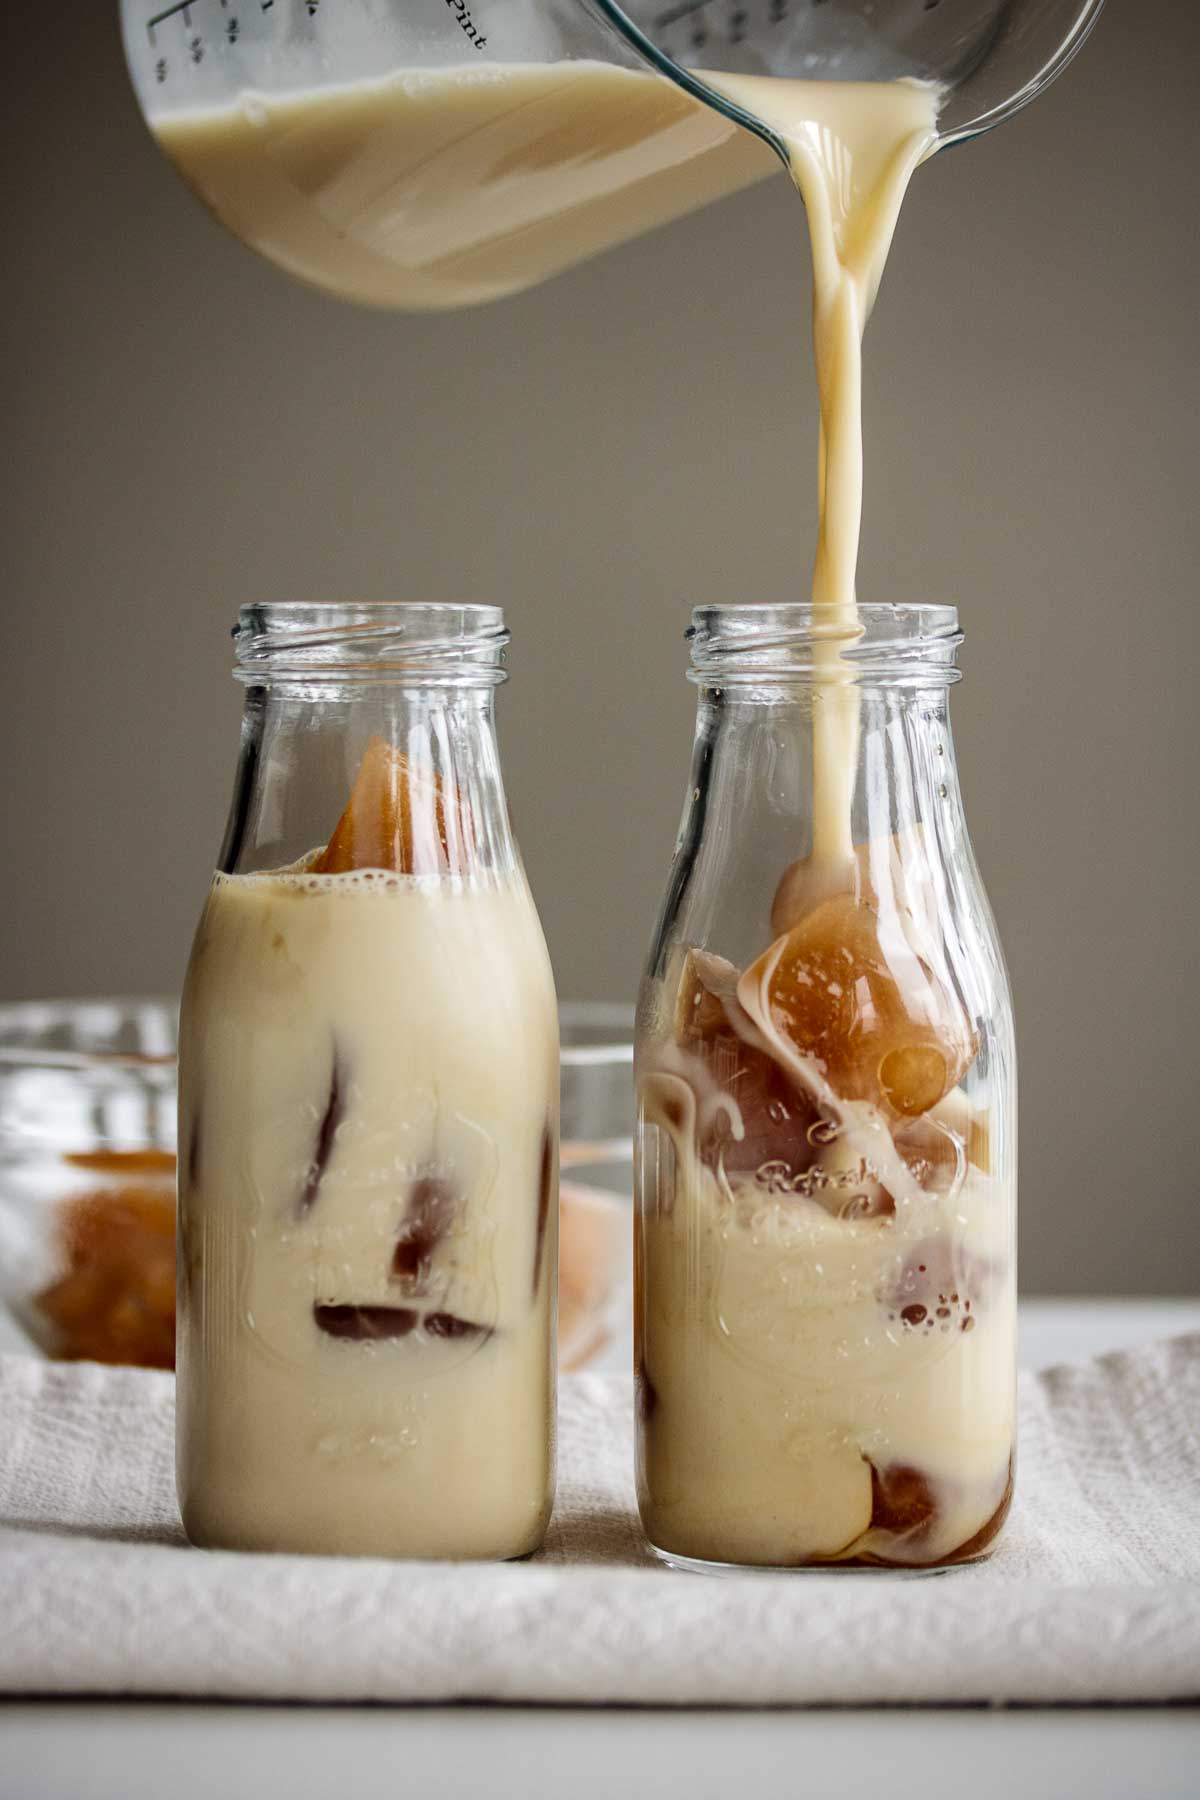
[862,1455,1014,1568]
[948,1456,1014,1564]
[313,1303,489,1342]
[313,736,468,875]
[771,827,941,941]
[673,948,739,1045]
[673,948,819,1181]
[314,1303,419,1340]
[298,1047,346,1214]
[392,1175,457,1290]
[532,1124,554,1300]
[744,894,976,1119]
[868,1462,938,1540]
[692,1017,817,1178]
[423,1311,490,1341]
[36,1170,177,1369]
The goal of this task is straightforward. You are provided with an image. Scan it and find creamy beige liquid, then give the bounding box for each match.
[154,62,777,311]
[640,1066,1014,1565]
[638,920,1016,1566]
[177,866,559,1559]
[707,74,939,895]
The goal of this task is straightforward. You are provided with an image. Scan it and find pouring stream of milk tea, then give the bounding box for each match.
[703,75,940,929]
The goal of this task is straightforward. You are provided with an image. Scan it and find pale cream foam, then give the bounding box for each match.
[212,862,503,897]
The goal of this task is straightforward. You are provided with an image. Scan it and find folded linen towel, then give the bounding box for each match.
[0,1336,1197,1706]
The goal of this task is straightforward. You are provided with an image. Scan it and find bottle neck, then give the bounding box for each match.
[221,680,519,882]
[220,605,519,882]
[681,604,966,892]
[690,675,963,855]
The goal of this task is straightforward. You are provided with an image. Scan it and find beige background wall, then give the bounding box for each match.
[2,3,1196,1293]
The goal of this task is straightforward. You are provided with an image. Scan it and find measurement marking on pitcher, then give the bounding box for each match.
[147,0,297,61]
[654,0,791,27]
[147,0,195,38]
[653,0,713,27]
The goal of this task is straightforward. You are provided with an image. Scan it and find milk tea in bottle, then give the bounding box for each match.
[635,605,1016,1570]
[177,603,558,1559]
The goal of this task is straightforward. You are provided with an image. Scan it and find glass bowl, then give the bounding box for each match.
[0,997,633,1372]
[0,998,179,1364]
[559,1002,635,1373]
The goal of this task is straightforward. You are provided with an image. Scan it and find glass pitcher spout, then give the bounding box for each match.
[597,0,1105,155]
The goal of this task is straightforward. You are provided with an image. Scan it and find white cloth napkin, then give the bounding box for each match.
[1,1337,1198,1707]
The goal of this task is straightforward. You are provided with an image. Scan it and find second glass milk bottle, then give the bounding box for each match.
[177,603,558,1560]
[635,604,1016,1571]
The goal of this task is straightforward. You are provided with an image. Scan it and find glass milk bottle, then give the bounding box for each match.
[177,603,558,1559]
[635,604,1016,1571]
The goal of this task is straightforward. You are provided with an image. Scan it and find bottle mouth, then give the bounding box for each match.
[687,603,962,685]
[232,603,509,687]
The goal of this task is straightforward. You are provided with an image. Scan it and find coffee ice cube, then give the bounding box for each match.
[744,894,976,1119]
[868,1461,937,1539]
[391,1176,457,1290]
[673,948,740,1045]
[36,1179,176,1369]
[313,736,466,875]
[674,949,818,1178]
[314,1302,419,1340]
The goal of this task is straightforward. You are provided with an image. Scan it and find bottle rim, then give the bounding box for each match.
[687,603,963,686]
[232,602,509,687]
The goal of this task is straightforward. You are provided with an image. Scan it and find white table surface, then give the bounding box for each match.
[4,1297,1199,1800]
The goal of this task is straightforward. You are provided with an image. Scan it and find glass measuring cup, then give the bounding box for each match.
[119,0,1103,306]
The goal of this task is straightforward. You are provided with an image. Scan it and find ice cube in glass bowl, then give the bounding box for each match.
[0,998,178,1364]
